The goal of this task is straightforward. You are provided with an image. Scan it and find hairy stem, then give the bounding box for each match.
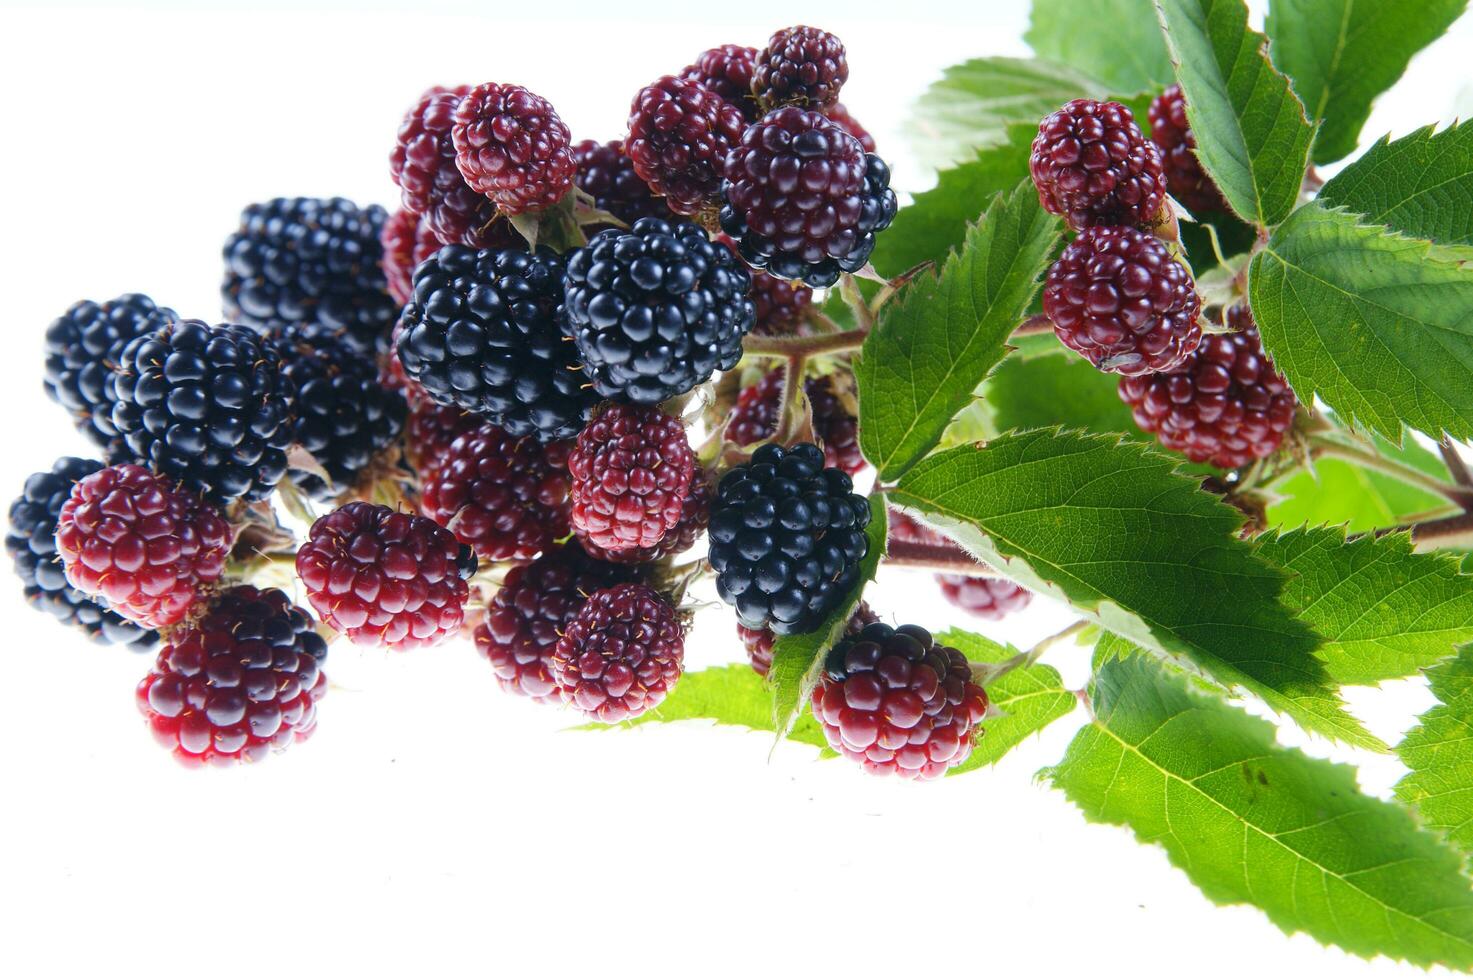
[883,537,990,575]
[1012,314,1054,338]
[1310,437,1473,508]
[1441,439,1473,488]
[741,328,869,358]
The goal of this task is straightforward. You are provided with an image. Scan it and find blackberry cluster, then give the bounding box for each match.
[1029,99,1166,231]
[222,197,399,355]
[564,217,755,404]
[709,442,871,635]
[751,25,848,111]
[7,458,157,649]
[451,82,576,214]
[1148,85,1228,216]
[726,370,864,475]
[550,582,685,722]
[43,293,177,459]
[396,245,598,442]
[625,75,747,217]
[110,319,297,503]
[380,208,441,306]
[572,139,673,227]
[390,86,513,248]
[681,44,760,119]
[568,404,695,554]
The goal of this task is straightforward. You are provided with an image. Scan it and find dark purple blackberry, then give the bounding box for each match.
[751,26,849,111]
[681,44,760,119]
[564,217,755,404]
[709,442,871,635]
[110,320,296,504]
[222,197,399,356]
[271,325,407,499]
[625,75,747,217]
[43,294,177,460]
[395,246,597,442]
[1030,99,1166,231]
[572,139,673,228]
[720,107,897,288]
[6,457,157,650]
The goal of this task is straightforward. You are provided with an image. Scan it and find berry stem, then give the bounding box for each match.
[839,274,875,332]
[1406,510,1473,550]
[774,354,807,443]
[882,537,990,574]
[971,618,1090,685]
[1309,436,1473,509]
[741,328,869,358]
[1012,314,1054,338]
[1440,439,1473,488]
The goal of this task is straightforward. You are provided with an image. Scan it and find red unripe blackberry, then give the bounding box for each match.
[750,271,813,335]
[568,404,695,554]
[579,476,711,564]
[812,623,988,780]
[55,464,231,629]
[681,44,760,119]
[420,423,572,563]
[404,398,480,472]
[825,102,876,152]
[137,586,327,767]
[550,582,685,722]
[1043,225,1202,376]
[625,75,746,217]
[937,575,1033,620]
[726,369,865,475]
[295,501,476,649]
[1030,99,1166,231]
[1148,85,1228,216]
[572,139,673,228]
[752,26,849,111]
[1118,303,1296,469]
[741,600,878,678]
[473,542,637,704]
[451,83,576,215]
[380,208,441,307]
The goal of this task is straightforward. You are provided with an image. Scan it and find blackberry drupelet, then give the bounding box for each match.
[726,370,865,474]
[1148,85,1228,216]
[451,82,576,214]
[825,102,875,152]
[1030,99,1166,231]
[681,44,760,119]
[625,75,747,217]
[550,582,686,722]
[568,404,695,554]
[937,575,1033,621]
[579,476,711,564]
[380,208,442,306]
[740,600,877,678]
[572,139,673,227]
[751,26,848,111]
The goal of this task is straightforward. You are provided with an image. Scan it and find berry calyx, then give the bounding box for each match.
[572,139,673,228]
[625,75,746,217]
[726,369,865,475]
[451,82,576,215]
[1148,85,1229,216]
[751,26,849,111]
[550,582,685,722]
[568,404,695,554]
[1030,99,1166,231]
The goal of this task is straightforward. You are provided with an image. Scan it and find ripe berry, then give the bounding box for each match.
[380,208,441,306]
[451,83,576,214]
[396,245,598,442]
[937,575,1033,620]
[1042,225,1202,376]
[709,442,872,635]
[1148,85,1228,216]
[565,217,755,404]
[44,293,177,460]
[420,423,572,562]
[54,464,232,629]
[741,600,878,678]
[752,26,848,111]
[473,542,637,704]
[625,75,746,217]
[681,44,760,119]
[1118,303,1296,469]
[572,139,673,227]
[568,404,694,554]
[550,582,685,722]
[825,102,875,152]
[726,370,865,475]
[222,197,399,355]
[1030,99,1166,231]
[7,458,157,649]
[813,623,989,779]
[137,586,327,767]
[720,107,897,287]
[579,474,711,564]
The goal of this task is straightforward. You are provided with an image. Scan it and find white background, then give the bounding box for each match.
[1,2,1470,977]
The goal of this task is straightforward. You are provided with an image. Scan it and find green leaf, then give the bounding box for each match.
[938,629,1078,773]
[1027,0,1175,94]
[767,500,887,739]
[888,429,1378,748]
[1396,647,1473,856]
[1248,202,1473,442]
[1318,121,1473,245]
[1046,653,1473,968]
[1155,0,1315,227]
[984,345,1138,436]
[1268,444,1450,532]
[1265,0,1468,165]
[856,184,1061,481]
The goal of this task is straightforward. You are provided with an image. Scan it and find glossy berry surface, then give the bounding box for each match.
[1119,303,1296,469]
[550,582,685,722]
[569,404,694,553]
[1030,99,1165,231]
[579,476,710,564]
[1148,85,1228,216]
[741,600,877,678]
[1043,225,1201,376]
[572,139,673,228]
[54,464,231,629]
[625,75,746,216]
[137,586,327,767]
[681,44,760,119]
[404,399,481,472]
[726,369,864,474]
[751,26,848,111]
[748,269,813,335]
[565,217,754,404]
[451,83,575,214]
[709,442,871,635]
[825,102,875,152]
[380,208,442,306]
[813,623,988,779]
[937,575,1033,621]
[295,501,476,649]
[390,85,511,248]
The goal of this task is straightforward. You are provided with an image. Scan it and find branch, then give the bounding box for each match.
[741,328,868,358]
[1404,511,1473,551]
[1441,438,1473,488]
[883,537,990,575]
[1310,437,1473,509]
[1011,314,1054,338]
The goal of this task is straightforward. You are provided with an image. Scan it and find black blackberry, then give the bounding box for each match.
[564,217,755,404]
[271,326,408,498]
[709,442,871,635]
[395,246,598,442]
[6,457,157,650]
[43,294,177,460]
[222,197,399,355]
[110,319,296,504]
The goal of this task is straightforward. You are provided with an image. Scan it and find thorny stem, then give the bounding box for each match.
[971,619,1090,685]
[1310,436,1473,508]
[1011,314,1054,338]
[882,537,990,575]
[1441,439,1473,488]
[774,355,806,443]
[1400,510,1473,551]
[740,328,869,358]
[839,274,875,333]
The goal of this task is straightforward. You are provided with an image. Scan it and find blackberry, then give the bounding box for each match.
[1118,303,1296,469]
[937,575,1033,621]
[550,582,685,722]
[813,622,988,779]
[720,107,897,288]
[568,404,695,553]
[7,458,157,649]
[681,44,760,120]
[564,217,755,404]
[222,197,399,355]
[572,139,673,228]
[405,399,480,472]
[751,26,849,111]
[750,271,813,335]
[1030,99,1166,231]
[709,442,871,635]
[825,102,875,152]
[451,82,576,214]
[625,75,747,217]
[137,586,327,767]
[741,600,878,678]
[726,370,865,475]
[1148,85,1228,216]
[43,293,177,459]
[579,476,711,565]
[380,208,441,306]
[1042,225,1202,376]
[110,319,296,503]
[396,245,598,442]
[272,325,407,499]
